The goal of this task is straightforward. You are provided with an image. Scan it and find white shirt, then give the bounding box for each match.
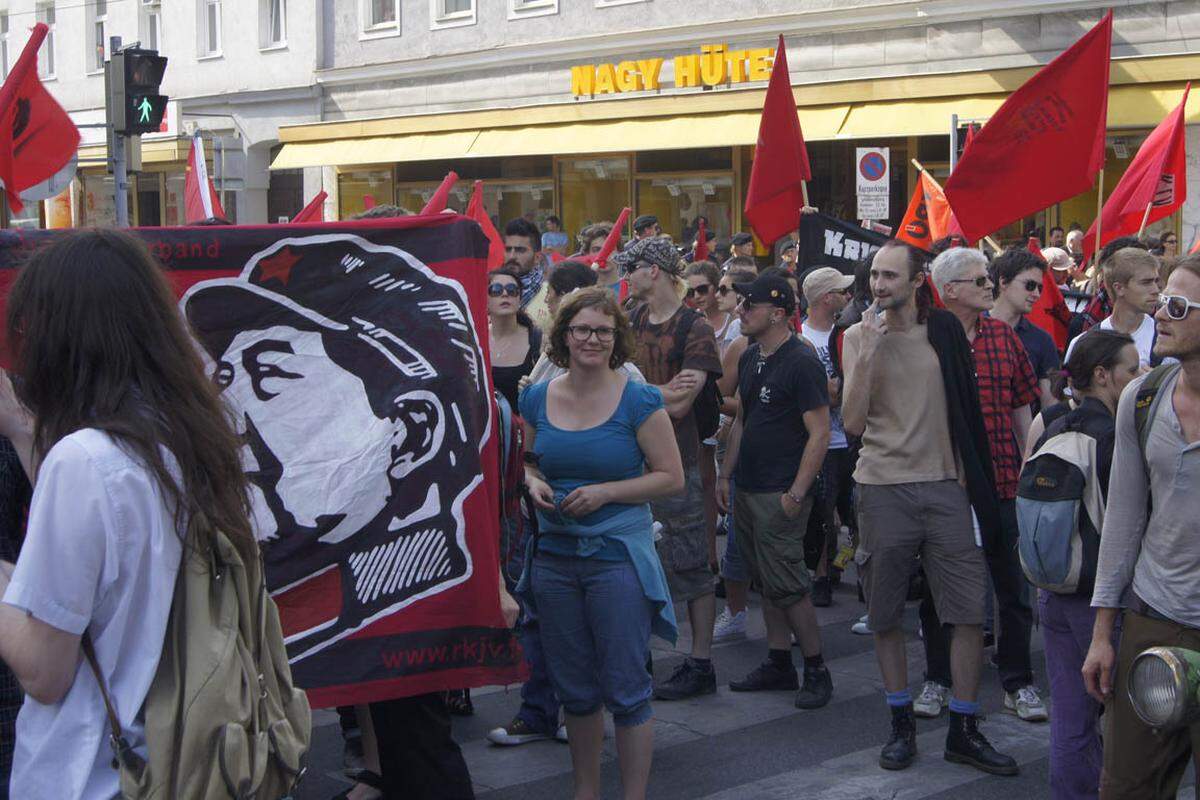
[526,352,646,386]
[4,430,183,800]
[800,321,848,449]
[1065,313,1158,369]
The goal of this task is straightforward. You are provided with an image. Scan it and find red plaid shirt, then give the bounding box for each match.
[971,316,1038,500]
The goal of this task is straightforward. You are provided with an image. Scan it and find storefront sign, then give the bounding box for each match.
[570,44,775,97]
[856,147,890,221]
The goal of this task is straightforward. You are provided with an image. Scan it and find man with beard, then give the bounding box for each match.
[504,217,552,329]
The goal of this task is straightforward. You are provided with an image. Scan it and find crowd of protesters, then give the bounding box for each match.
[0,205,1192,800]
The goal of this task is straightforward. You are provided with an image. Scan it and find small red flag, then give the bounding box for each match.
[363,194,376,210]
[694,218,709,262]
[466,180,505,269]
[585,207,631,273]
[1025,236,1071,349]
[744,36,811,247]
[184,132,227,224]
[0,23,80,213]
[945,12,1112,243]
[1083,83,1190,261]
[421,171,459,215]
[290,190,327,223]
[896,173,953,250]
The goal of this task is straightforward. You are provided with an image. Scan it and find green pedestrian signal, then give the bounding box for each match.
[107,48,168,136]
[136,97,153,123]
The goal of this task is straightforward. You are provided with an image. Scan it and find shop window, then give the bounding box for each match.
[338,168,395,220]
[136,173,162,227]
[361,0,399,37]
[636,175,733,247]
[637,148,732,174]
[35,3,54,79]
[260,0,286,50]
[197,0,222,58]
[485,181,554,232]
[395,181,468,217]
[430,0,475,30]
[558,156,630,248]
[509,0,556,20]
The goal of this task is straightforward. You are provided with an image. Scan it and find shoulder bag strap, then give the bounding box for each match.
[81,632,124,745]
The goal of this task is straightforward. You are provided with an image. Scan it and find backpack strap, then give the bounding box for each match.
[82,631,144,773]
[1134,362,1181,458]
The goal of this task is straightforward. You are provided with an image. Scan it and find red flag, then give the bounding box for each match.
[290,190,327,223]
[744,36,811,246]
[363,195,376,210]
[421,171,459,215]
[184,132,227,224]
[694,218,709,262]
[1024,236,1071,348]
[896,173,953,250]
[1083,83,1190,261]
[945,12,1112,243]
[466,180,505,269]
[585,207,631,272]
[0,23,79,213]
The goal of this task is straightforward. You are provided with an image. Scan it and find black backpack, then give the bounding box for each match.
[633,305,722,440]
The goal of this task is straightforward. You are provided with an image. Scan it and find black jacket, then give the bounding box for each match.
[925,309,1003,553]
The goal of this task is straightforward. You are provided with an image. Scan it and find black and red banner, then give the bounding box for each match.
[0,216,526,707]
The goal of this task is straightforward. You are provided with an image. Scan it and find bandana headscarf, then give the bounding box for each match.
[518,259,545,308]
[612,237,682,277]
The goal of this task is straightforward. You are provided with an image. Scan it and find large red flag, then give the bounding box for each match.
[290,190,327,223]
[1083,84,1190,261]
[744,36,811,247]
[945,12,1112,243]
[421,171,459,216]
[0,23,79,213]
[184,132,227,223]
[1025,236,1071,349]
[896,172,954,250]
[465,180,504,269]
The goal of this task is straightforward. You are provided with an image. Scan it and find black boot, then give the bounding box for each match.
[944,711,1019,776]
[794,665,833,709]
[879,704,917,770]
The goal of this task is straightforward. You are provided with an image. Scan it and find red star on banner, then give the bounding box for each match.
[258,247,301,287]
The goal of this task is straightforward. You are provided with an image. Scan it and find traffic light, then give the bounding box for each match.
[108,48,168,136]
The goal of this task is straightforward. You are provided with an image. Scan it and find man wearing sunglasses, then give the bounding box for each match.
[990,248,1061,406]
[1066,247,1163,370]
[929,247,1044,725]
[1084,254,1200,798]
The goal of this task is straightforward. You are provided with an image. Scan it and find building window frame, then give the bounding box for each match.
[35,2,54,80]
[595,0,648,7]
[86,0,108,75]
[360,0,400,39]
[140,6,162,52]
[430,0,476,30]
[0,12,10,80]
[197,0,222,59]
[260,0,287,50]
[508,0,556,20]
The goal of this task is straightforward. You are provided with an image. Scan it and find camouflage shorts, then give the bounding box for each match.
[652,463,713,603]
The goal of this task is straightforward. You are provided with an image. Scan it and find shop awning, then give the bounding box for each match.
[270,105,852,169]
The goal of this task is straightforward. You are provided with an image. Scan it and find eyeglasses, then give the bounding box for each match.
[567,324,617,343]
[685,285,713,299]
[948,276,991,288]
[1020,279,1043,293]
[488,282,520,298]
[1158,294,1200,321]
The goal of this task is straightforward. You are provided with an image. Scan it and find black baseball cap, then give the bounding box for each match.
[731,232,753,246]
[633,214,659,233]
[734,274,796,315]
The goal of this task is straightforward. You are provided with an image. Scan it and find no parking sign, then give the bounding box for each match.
[856,147,890,221]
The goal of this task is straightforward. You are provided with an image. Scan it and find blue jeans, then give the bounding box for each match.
[721,484,750,583]
[515,608,560,735]
[531,554,654,727]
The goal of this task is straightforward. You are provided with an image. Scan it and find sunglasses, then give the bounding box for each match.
[685,285,713,298]
[948,275,991,288]
[1158,294,1200,320]
[488,282,520,298]
[1019,279,1043,293]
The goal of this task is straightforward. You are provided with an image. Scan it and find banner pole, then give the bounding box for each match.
[1137,201,1153,239]
[801,180,810,208]
[1093,168,1104,268]
[910,158,1002,252]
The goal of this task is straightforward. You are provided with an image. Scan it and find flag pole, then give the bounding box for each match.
[801,180,810,208]
[1093,168,1104,268]
[911,158,1002,251]
[1136,201,1153,239]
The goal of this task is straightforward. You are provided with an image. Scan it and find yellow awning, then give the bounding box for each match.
[270,130,481,170]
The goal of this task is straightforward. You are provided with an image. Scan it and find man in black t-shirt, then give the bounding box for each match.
[717,274,834,710]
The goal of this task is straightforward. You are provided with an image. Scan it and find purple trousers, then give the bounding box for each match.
[1040,590,1119,800]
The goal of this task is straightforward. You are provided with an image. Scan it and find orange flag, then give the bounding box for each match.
[466,180,505,269]
[896,172,953,250]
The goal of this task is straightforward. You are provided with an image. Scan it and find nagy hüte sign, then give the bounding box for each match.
[570,43,776,97]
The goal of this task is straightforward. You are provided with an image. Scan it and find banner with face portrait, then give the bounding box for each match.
[0,216,525,707]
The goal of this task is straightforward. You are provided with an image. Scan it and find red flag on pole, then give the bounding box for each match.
[0,23,79,213]
[363,195,376,210]
[694,218,709,262]
[421,171,459,215]
[290,190,327,223]
[744,36,811,247]
[184,132,227,224]
[1025,236,1072,349]
[1082,83,1190,261]
[945,12,1112,243]
[585,207,631,272]
[466,180,505,269]
[896,172,954,250]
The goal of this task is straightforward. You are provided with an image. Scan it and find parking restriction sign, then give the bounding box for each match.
[856,147,890,220]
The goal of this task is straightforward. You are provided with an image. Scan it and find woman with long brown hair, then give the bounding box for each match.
[0,229,257,799]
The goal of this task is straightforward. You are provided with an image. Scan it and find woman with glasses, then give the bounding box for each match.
[489,267,543,411]
[517,287,683,800]
[1154,231,1179,259]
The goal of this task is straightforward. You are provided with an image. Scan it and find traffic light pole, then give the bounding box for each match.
[107,35,129,228]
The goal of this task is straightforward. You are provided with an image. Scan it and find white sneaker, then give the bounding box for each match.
[850,614,871,635]
[1005,685,1049,722]
[913,680,949,718]
[554,724,568,743]
[712,608,747,642]
[487,718,553,746]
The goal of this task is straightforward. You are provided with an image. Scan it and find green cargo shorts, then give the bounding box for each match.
[733,489,813,609]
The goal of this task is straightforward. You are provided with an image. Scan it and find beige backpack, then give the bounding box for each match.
[84,525,312,799]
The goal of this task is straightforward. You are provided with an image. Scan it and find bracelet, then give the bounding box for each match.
[786,490,805,505]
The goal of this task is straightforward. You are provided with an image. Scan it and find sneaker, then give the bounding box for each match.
[794,665,833,709]
[729,660,799,692]
[554,724,568,743]
[653,659,717,701]
[712,608,747,643]
[487,718,553,746]
[1004,685,1049,722]
[880,704,917,770]
[811,577,832,608]
[944,711,1019,776]
[851,614,871,635]
[914,681,950,718]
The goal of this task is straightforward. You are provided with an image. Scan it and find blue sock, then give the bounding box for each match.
[949,697,980,716]
[885,689,912,708]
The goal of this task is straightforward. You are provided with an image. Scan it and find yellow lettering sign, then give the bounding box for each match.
[747,48,775,81]
[636,58,664,91]
[570,64,595,96]
[674,54,700,88]
[614,61,639,92]
[700,44,728,86]
[595,63,617,94]
[725,50,748,82]
[569,43,775,98]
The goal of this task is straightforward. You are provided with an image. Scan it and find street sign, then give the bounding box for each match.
[856,147,890,221]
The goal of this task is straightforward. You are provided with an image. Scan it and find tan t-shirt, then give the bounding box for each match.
[843,320,958,486]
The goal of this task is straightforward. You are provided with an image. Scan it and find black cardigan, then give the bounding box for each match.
[925,308,1003,553]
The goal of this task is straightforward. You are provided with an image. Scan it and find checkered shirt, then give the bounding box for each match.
[972,316,1039,500]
